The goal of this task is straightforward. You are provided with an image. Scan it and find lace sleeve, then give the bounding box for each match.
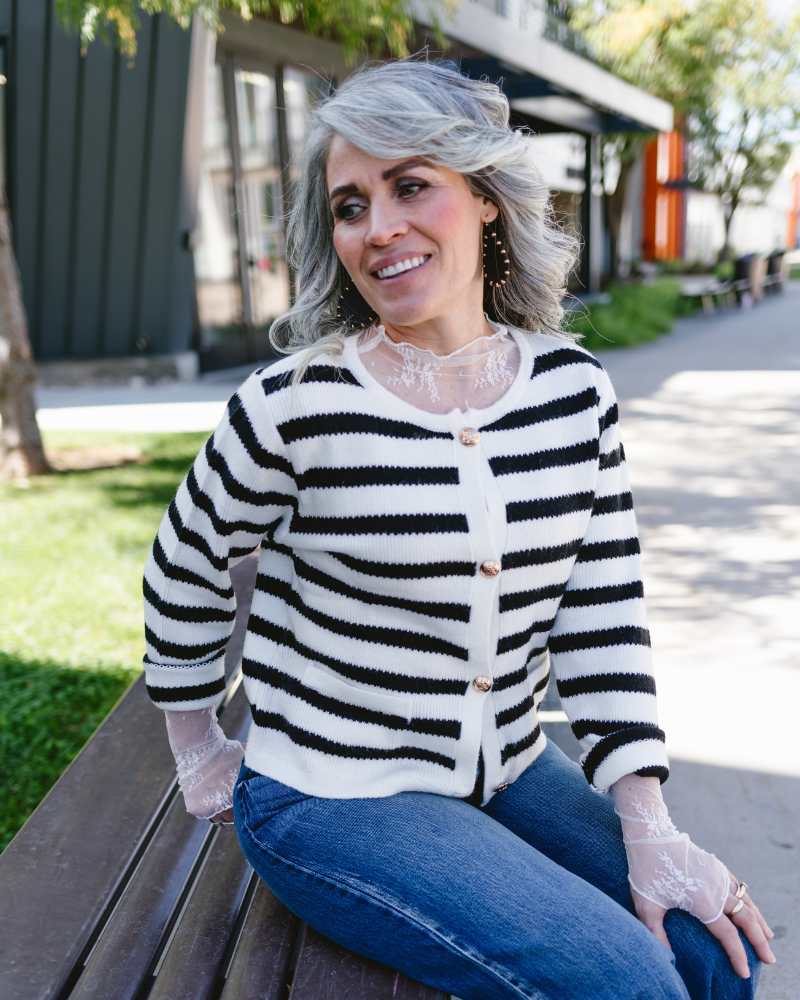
[165,707,245,821]
[611,773,730,924]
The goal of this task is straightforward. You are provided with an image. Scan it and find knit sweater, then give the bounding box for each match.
[143,329,669,802]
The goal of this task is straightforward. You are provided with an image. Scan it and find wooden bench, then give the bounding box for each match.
[677,276,736,316]
[0,553,446,1000]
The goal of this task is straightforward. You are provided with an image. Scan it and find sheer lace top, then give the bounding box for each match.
[356,319,520,415]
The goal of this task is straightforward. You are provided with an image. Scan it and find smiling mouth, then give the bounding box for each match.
[373,255,431,280]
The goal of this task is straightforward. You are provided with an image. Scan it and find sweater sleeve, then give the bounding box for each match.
[548,370,669,792]
[143,372,296,710]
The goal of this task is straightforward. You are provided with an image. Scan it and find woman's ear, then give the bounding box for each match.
[482,200,500,224]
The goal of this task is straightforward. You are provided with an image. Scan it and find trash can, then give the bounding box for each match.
[734,254,766,301]
[766,251,786,293]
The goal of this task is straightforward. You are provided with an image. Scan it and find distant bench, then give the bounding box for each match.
[0,553,445,1000]
[677,252,788,316]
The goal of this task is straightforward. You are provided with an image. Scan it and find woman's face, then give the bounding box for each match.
[326,136,497,331]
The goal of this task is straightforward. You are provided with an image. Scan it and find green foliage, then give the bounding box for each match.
[566,279,683,352]
[0,431,205,850]
[56,0,448,61]
[569,1,800,257]
[0,654,134,852]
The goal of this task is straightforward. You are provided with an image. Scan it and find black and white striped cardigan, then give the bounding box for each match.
[144,329,669,801]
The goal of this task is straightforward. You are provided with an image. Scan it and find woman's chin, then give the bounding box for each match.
[372,302,443,331]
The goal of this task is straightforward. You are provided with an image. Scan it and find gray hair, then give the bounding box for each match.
[270,59,580,365]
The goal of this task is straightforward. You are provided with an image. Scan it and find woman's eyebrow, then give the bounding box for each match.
[329,159,432,202]
[382,158,429,181]
[328,182,358,202]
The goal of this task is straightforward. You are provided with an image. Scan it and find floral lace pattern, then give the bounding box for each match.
[166,707,244,821]
[612,774,730,924]
[630,797,680,840]
[357,320,519,414]
[639,850,706,911]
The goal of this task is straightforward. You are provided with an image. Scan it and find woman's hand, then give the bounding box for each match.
[612,773,776,977]
[165,707,245,824]
[631,878,775,978]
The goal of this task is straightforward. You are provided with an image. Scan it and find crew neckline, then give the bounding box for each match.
[344,325,532,428]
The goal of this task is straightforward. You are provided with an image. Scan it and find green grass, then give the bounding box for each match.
[567,279,685,353]
[0,430,207,852]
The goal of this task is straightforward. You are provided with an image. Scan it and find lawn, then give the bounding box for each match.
[567,279,685,352]
[0,430,207,852]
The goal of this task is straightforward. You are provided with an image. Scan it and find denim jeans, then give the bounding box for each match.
[233,740,760,1000]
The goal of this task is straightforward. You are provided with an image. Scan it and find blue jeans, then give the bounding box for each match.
[233,740,760,1000]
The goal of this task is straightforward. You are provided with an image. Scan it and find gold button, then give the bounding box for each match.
[480,560,500,578]
[459,427,479,447]
[493,782,509,793]
[472,675,492,693]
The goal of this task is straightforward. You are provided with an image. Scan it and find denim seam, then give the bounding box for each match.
[238,784,544,1000]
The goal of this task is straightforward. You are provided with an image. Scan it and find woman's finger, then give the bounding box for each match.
[741,892,773,940]
[631,890,671,949]
[729,876,774,941]
[727,895,775,966]
[210,807,235,825]
[705,908,751,979]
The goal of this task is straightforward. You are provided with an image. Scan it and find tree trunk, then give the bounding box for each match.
[606,157,635,284]
[0,183,49,479]
[719,202,736,264]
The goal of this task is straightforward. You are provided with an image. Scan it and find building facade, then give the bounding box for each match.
[4,0,672,372]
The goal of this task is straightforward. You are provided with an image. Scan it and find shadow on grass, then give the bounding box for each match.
[0,653,137,853]
[89,433,209,513]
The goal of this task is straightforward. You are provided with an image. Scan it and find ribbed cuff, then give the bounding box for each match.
[582,726,669,792]
[144,655,227,710]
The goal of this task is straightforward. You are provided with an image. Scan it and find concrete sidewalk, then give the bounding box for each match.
[548,285,800,998]
[34,366,254,433]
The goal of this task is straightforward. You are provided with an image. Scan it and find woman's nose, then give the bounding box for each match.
[365,196,408,246]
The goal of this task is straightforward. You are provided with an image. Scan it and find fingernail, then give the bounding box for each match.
[768,953,776,964]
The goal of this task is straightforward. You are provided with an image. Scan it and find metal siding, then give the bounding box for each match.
[35,13,80,360]
[100,22,153,357]
[7,6,193,361]
[68,39,115,357]
[10,0,48,349]
[134,18,192,354]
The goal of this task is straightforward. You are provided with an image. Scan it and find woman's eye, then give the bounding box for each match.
[397,181,427,198]
[333,202,362,221]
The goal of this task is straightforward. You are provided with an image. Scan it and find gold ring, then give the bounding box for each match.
[730,899,745,916]
[734,882,748,900]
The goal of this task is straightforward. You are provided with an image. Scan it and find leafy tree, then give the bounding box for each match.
[569,0,800,271]
[0,0,442,479]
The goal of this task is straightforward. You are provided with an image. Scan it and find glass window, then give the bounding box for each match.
[192,55,327,370]
[234,68,289,330]
[193,63,242,363]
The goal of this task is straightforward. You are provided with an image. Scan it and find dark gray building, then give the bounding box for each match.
[4,2,671,374]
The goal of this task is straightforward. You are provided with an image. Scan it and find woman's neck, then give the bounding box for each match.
[380,306,494,356]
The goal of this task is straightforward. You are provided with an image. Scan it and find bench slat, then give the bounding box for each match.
[147,827,253,1000]
[219,879,301,1000]
[67,682,254,1000]
[0,675,177,1000]
[289,926,447,1000]
[69,800,210,999]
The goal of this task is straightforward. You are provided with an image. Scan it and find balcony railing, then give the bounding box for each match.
[469,0,596,63]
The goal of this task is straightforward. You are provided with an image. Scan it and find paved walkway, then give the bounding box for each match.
[601,285,800,998]
[34,292,800,994]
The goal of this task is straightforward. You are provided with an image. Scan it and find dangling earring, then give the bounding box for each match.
[482,218,511,289]
[336,279,378,330]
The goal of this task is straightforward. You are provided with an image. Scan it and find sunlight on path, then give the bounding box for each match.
[622,370,800,777]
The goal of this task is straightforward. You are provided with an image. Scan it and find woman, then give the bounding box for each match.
[145,61,773,1000]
